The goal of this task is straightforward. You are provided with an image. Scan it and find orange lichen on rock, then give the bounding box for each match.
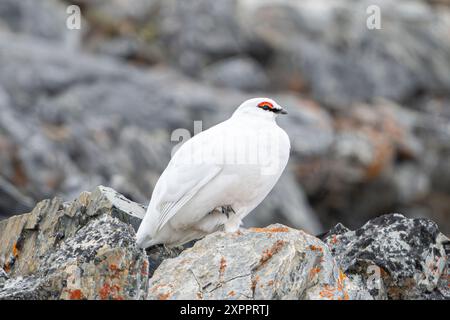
[99,282,123,300]
[157,292,172,300]
[319,285,336,299]
[68,289,83,300]
[250,227,289,233]
[309,244,323,252]
[331,235,338,244]
[259,240,285,265]
[251,275,260,293]
[12,242,20,258]
[337,292,350,300]
[318,270,350,300]
[141,260,149,276]
[228,290,236,297]
[151,283,174,292]
[309,266,321,279]
[339,270,347,282]
[364,129,393,180]
[99,283,111,299]
[109,263,119,272]
[219,256,227,275]
[337,270,350,300]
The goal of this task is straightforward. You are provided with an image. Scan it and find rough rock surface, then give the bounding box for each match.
[0,267,7,285]
[0,187,449,300]
[0,186,148,299]
[147,224,371,300]
[321,213,450,299]
[201,57,269,91]
[0,0,81,47]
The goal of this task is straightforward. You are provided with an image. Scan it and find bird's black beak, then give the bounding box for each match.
[273,107,288,115]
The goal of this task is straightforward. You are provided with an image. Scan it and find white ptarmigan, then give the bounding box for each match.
[136,98,290,248]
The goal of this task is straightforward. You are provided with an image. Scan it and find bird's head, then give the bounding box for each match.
[232,98,287,120]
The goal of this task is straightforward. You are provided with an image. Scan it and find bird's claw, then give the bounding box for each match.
[221,206,228,218]
[221,205,235,218]
[208,205,235,218]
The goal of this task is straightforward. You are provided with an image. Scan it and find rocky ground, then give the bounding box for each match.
[0,187,448,300]
[0,0,450,236]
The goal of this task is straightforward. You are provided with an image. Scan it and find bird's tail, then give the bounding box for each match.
[136,229,158,249]
[136,203,161,248]
[136,218,159,248]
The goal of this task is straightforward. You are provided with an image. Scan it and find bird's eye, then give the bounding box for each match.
[258,101,274,111]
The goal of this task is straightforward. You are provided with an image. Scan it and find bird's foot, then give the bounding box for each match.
[220,205,235,218]
[208,205,235,219]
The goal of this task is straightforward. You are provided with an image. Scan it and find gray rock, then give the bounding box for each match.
[0,186,150,300]
[78,0,159,23]
[241,0,450,107]
[321,213,450,299]
[86,186,146,231]
[158,0,263,75]
[301,101,448,231]
[148,224,371,300]
[0,215,148,300]
[0,267,7,286]
[277,96,334,157]
[74,0,163,64]
[202,57,269,91]
[392,163,430,203]
[102,0,450,109]
[94,36,152,61]
[0,0,81,47]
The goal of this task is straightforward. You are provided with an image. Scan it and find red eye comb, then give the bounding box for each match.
[258,101,273,109]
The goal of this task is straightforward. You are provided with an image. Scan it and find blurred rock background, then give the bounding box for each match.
[0,0,449,235]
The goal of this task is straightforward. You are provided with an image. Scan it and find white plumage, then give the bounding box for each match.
[136,98,290,248]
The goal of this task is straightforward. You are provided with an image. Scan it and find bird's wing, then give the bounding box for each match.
[152,164,222,233]
[146,127,226,233]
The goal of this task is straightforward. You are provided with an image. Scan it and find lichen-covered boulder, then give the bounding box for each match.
[147,224,371,300]
[0,186,149,300]
[320,213,450,299]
